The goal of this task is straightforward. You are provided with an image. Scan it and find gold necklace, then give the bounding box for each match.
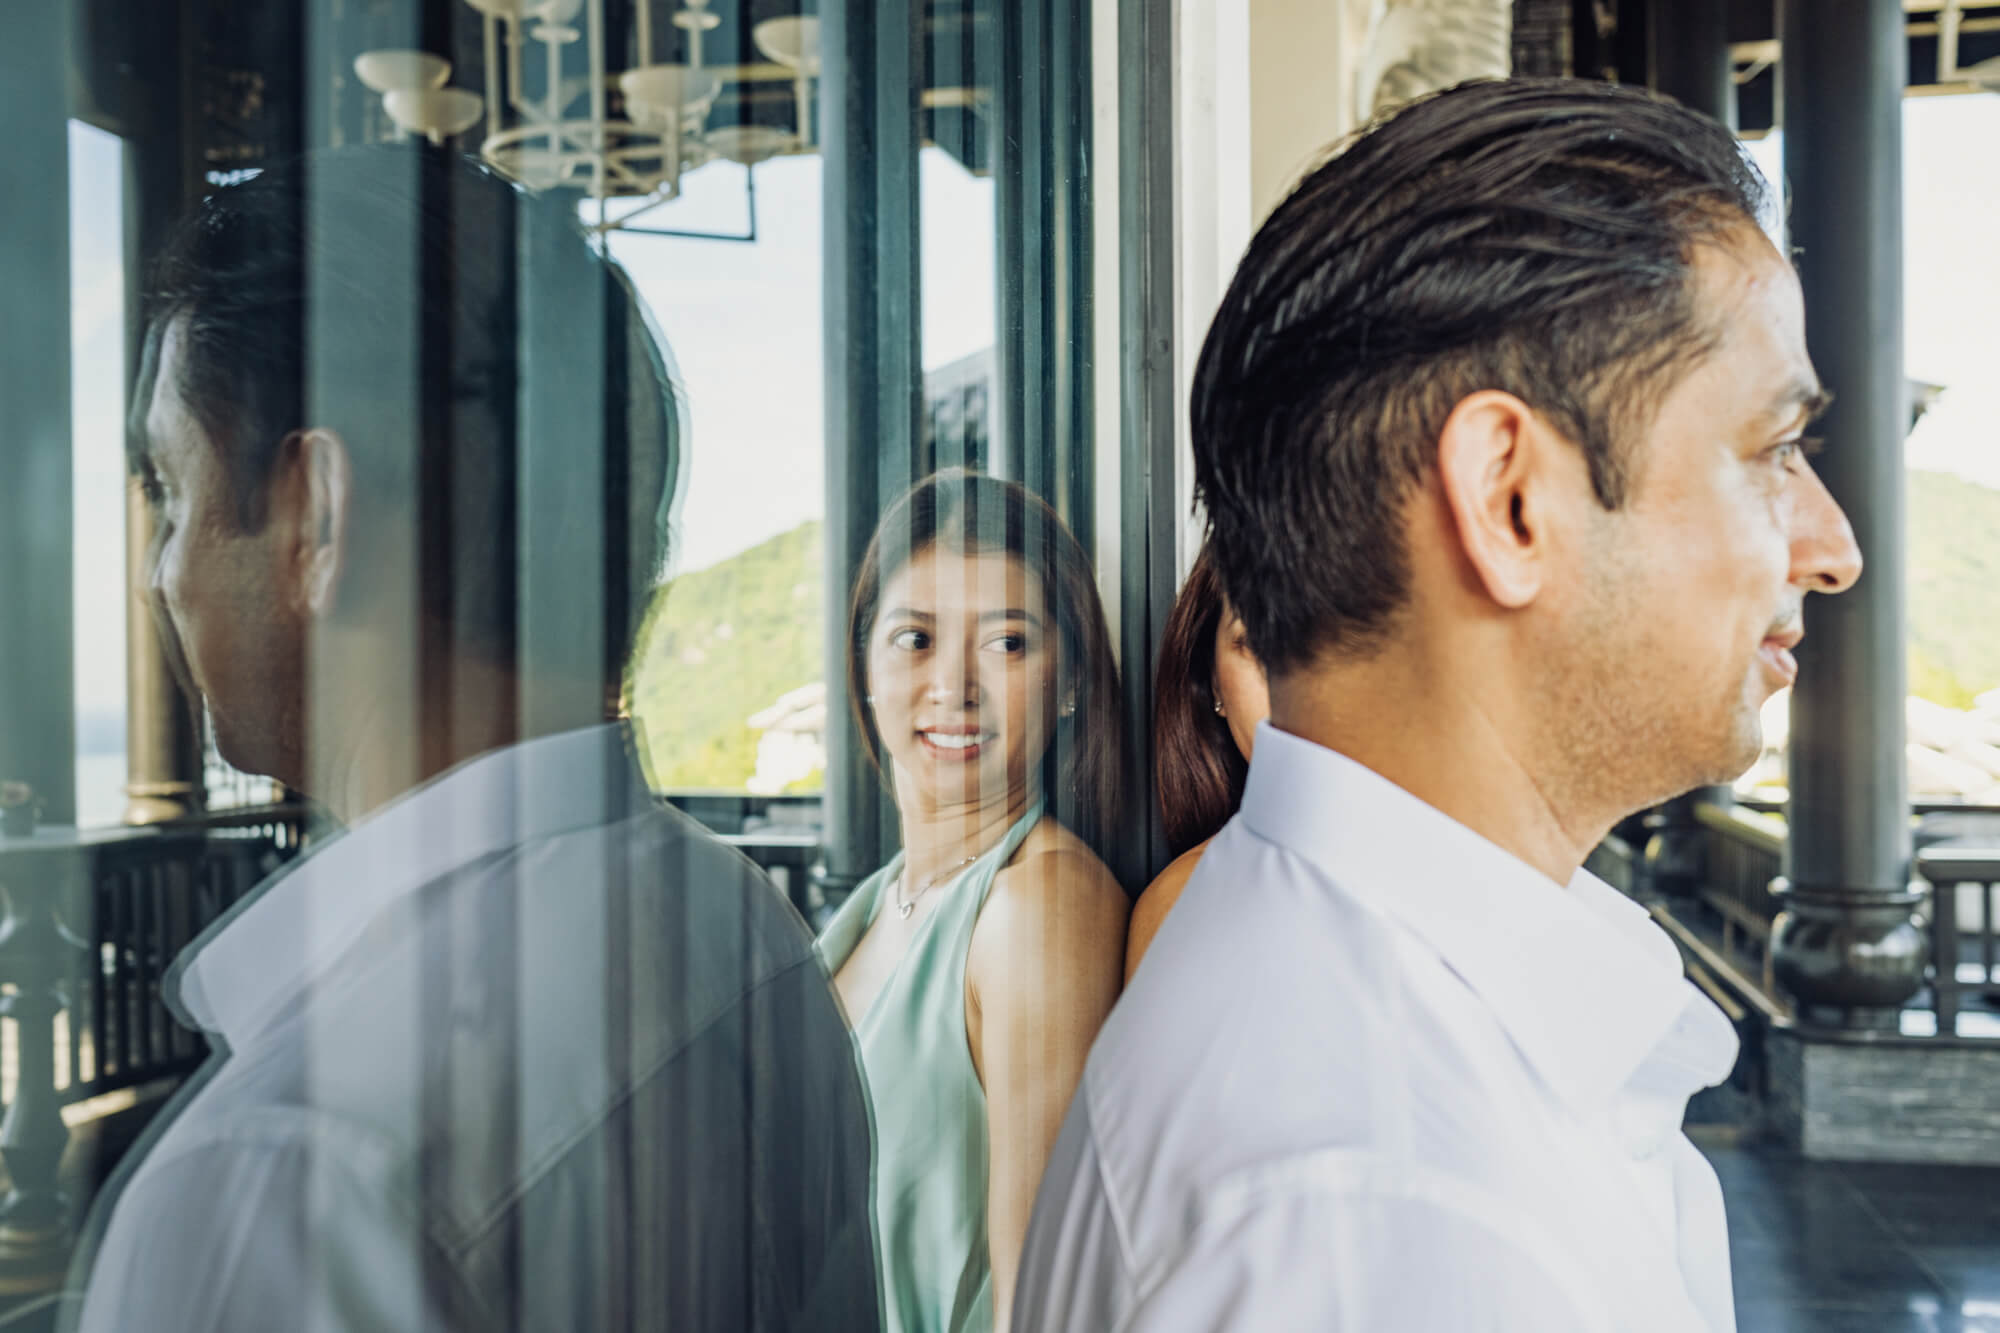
[895,850,982,920]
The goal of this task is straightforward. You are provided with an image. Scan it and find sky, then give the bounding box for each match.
[70,121,128,755]
[1741,95,2000,487]
[604,146,997,578]
[62,91,2000,815]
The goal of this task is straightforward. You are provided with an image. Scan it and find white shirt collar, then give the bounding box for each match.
[168,723,656,1042]
[1237,721,1737,1114]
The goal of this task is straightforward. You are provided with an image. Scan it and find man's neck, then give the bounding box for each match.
[307,654,610,827]
[1269,652,1606,887]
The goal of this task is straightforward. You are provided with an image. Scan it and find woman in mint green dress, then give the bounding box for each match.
[819,470,1130,1333]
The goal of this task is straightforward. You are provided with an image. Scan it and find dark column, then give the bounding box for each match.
[1613,0,1652,87]
[1510,0,1575,77]
[1773,0,1925,1028]
[0,0,78,1291]
[1630,0,1737,901]
[1115,0,1178,889]
[818,0,924,905]
[1648,0,1735,126]
[121,0,207,825]
[994,0,1094,551]
[0,0,77,830]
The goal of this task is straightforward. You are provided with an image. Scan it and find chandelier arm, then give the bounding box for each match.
[588,182,680,232]
[506,21,530,122]
[546,30,562,158]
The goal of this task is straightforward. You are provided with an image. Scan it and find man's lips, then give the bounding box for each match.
[1760,627,1803,686]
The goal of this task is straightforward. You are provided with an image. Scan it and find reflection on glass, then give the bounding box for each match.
[820,471,1128,1332]
[611,153,828,796]
[67,145,878,1333]
[69,120,127,829]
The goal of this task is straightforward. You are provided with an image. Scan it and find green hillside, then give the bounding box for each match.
[625,470,2000,789]
[1908,469,2000,708]
[628,521,824,790]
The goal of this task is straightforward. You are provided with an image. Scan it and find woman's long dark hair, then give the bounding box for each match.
[847,470,1127,869]
[1154,545,1249,858]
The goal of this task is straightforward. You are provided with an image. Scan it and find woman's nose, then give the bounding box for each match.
[923,646,977,702]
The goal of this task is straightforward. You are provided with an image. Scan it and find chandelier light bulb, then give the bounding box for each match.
[353,50,452,94]
[383,88,485,145]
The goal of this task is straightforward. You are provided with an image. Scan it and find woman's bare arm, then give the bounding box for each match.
[1123,838,1211,985]
[966,845,1128,1331]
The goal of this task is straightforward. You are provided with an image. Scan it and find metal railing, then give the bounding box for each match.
[664,791,827,919]
[1675,800,2000,1038]
[0,788,834,1306]
[0,807,305,1290]
[1915,846,2000,1036]
[1689,801,1787,995]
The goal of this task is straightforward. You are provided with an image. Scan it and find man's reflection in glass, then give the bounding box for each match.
[65,145,880,1333]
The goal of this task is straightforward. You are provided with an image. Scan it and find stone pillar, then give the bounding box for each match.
[1772,0,1926,1029]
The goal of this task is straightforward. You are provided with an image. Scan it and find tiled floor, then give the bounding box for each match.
[1697,1128,2000,1332]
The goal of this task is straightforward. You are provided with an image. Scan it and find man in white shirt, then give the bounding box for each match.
[1015,79,1862,1332]
[68,147,878,1332]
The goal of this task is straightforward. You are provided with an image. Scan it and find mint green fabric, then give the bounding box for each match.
[817,801,1045,1333]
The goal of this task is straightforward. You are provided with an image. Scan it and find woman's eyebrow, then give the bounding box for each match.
[978,608,1047,629]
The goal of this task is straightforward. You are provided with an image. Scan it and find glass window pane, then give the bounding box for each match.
[69,119,127,828]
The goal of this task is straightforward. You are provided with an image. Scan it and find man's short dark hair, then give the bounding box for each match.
[1191,78,1773,674]
[134,144,681,681]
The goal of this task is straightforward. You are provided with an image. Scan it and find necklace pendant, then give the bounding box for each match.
[898,901,915,920]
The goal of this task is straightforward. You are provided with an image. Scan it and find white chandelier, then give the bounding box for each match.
[353,0,820,230]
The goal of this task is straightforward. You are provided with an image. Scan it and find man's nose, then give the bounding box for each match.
[142,544,169,614]
[1792,466,1864,595]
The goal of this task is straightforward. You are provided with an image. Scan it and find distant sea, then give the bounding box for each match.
[76,751,127,828]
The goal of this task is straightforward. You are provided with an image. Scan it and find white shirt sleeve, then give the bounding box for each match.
[1121,1181,1610,1333]
[1018,1113,1616,1333]
[70,1114,473,1333]
[1011,1106,1135,1333]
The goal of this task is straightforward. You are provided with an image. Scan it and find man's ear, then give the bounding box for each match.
[1434,390,1557,612]
[271,428,351,620]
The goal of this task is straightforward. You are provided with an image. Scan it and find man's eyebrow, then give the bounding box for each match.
[1771,380,1833,427]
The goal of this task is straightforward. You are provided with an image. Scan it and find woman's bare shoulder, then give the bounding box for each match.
[968,822,1128,991]
[1125,839,1211,983]
[990,820,1127,916]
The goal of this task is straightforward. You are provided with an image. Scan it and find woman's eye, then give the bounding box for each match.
[986,632,1028,654]
[888,628,928,651]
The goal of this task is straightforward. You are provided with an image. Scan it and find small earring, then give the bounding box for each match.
[865,694,876,705]
[1213,697,1226,718]
[1060,698,1076,719]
